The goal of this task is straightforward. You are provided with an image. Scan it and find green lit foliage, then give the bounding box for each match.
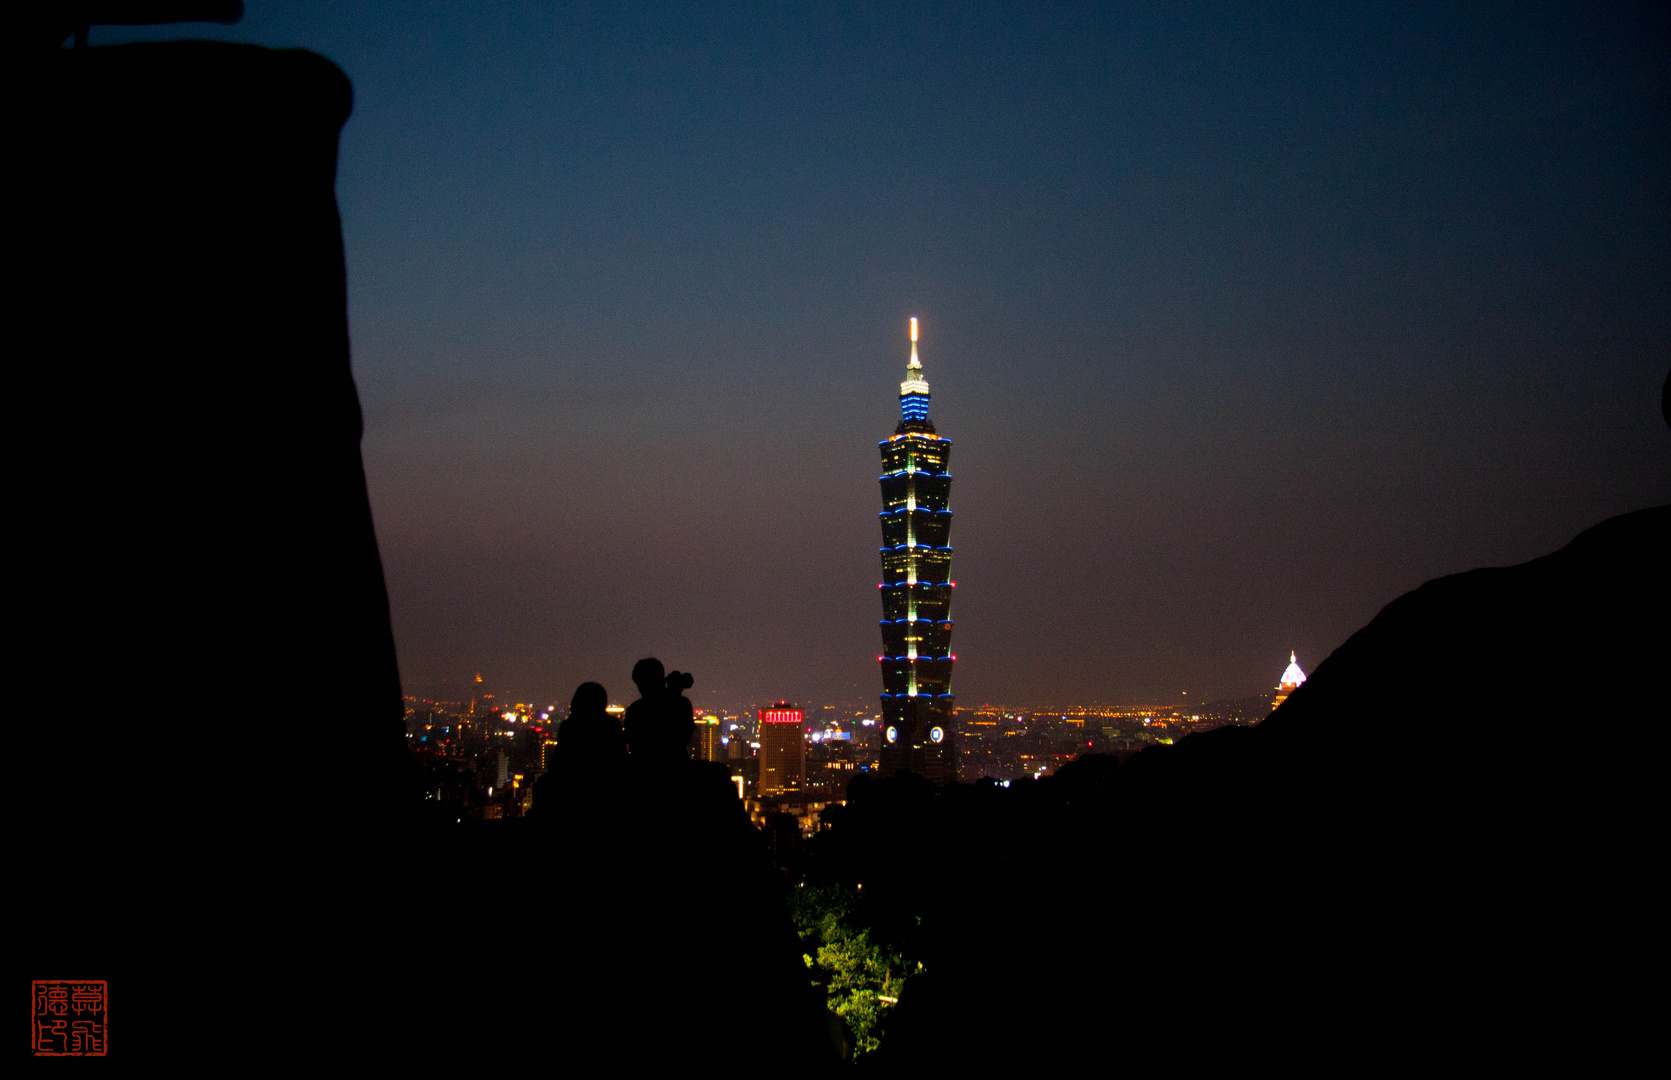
[789,885,914,1059]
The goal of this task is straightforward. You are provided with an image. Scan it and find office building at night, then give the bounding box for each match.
[691,714,722,762]
[758,702,805,795]
[877,318,957,784]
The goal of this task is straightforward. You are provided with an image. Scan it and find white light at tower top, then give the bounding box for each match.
[901,317,928,395]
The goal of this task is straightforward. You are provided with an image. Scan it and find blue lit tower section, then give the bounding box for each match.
[877,318,956,784]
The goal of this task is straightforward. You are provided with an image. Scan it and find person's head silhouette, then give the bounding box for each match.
[557,681,621,758]
[625,664,696,758]
[568,681,607,720]
[631,657,665,700]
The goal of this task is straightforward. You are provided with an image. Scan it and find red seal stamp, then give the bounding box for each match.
[32,980,107,1056]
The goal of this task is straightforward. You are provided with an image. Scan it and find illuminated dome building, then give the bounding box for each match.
[877,318,956,784]
[1272,651,1307,711]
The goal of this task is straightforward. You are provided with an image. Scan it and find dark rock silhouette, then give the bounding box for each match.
[840,500,1668,1072]
[21,31,408,1060]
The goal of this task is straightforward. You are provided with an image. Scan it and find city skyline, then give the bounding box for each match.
[399,643,1307,723]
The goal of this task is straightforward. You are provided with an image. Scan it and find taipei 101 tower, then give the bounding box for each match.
[876,318,957,783]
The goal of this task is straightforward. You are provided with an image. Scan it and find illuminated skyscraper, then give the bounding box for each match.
[691,714,722,762]
[877,318,957,784]
[758,702,805,795]
[1272,651,1307,711]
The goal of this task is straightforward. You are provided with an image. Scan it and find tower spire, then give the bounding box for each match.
[900,316,929,405]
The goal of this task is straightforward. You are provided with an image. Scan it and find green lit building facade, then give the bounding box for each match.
[877,319,956,783]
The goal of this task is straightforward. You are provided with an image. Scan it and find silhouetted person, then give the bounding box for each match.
[530,681,624,821]
[622,655,668,754]
[607,661,836,1067]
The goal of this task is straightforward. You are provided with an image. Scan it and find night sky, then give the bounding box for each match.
[105,4,1670,709]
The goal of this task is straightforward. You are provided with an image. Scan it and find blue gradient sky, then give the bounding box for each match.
[105,3,1671,708]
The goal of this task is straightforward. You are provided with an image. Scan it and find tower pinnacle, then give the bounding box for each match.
[901,316,929,400]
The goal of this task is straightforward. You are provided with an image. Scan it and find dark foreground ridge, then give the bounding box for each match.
[831,501,1668,1070]
[19,26,1669,1069]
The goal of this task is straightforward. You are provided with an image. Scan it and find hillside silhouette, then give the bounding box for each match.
[819,500,1668,1071]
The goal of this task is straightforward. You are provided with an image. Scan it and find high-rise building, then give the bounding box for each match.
[877,318,957,784]
[691,714,722,762]
[1272,651,1307,711]
[757,702,805,795]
